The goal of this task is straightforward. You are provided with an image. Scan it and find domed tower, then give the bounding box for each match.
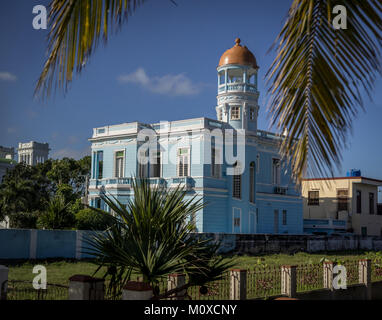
[216,38,259,132]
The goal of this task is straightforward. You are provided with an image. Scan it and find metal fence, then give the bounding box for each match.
[186,273,231,300]
[371,259,382,282]
[6,280,68,300]
[296,263,324,292]
[247,265,281,299]
[5,258,382,300]
[103,273,231,300]
[342,260,359,286]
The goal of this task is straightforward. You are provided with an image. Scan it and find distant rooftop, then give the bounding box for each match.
[303,176,382,185]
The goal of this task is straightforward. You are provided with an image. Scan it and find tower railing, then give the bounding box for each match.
[218,83,257,94]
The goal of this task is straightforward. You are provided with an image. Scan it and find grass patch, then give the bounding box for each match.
[5,251,373,285]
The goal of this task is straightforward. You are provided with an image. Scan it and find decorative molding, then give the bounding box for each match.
[217,94,258,104]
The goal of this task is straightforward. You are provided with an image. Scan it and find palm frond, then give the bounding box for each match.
[267,0,382,181]
[35,0,144,98]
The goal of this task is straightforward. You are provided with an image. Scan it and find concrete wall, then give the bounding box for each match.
[295,281,382,300]
[0,229,101,260]
[200,233,382,254]
[256,281,382,300]
[1,230,382,260]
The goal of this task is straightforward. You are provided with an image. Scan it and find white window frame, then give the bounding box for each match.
[282,210,287,226]
[138,148,149,178]
[232,207,242,233]
[231,106,241,120]
[211,147,221,179]
[96,150,104,179]
[232,162,242,199]
[272,158,281,185]
[249,162,255,203]
[114,149,125,178]
[249,107,256,121]
[217,108,223,121]
[177,147,190,177]
[150,151,162,178]
[256,154,260,174]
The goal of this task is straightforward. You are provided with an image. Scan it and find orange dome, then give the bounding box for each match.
[218,38,258,69]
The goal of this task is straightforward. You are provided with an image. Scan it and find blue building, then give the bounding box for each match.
[88,39,303,234]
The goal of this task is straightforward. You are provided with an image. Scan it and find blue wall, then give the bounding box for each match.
[36,230,77,259]
[0,229,30,259]
[0,229,101,260]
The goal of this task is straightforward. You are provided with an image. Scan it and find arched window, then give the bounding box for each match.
[250,162,255,203]
[233,162,242,199]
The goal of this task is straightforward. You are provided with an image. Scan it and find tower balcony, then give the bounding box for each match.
[218,83,258,94]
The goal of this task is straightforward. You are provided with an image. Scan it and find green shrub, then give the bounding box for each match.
[75,208,113,230]
[9,211,39,229]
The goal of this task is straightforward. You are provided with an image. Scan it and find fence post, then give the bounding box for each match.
[281,265,297,298]
[68,275,104,300]
[230,269,247,300]
[359,259,372,300]
[122,281,153,300]
[168,274,186,300]
[0,265,9,300]
[323,262,334,290]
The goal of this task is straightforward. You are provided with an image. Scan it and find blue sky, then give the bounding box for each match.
[1,0,382,192]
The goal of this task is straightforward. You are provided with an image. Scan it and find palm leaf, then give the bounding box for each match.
[266,0,382,182]
[35,0,144,98]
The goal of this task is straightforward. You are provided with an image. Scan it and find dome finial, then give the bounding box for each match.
[235,38,241,46]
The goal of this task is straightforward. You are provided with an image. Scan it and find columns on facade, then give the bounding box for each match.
[224,68,228,92]
[242,102,248,130]
[230,269,247,300]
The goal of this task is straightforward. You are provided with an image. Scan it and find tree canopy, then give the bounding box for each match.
[0,156,91,229]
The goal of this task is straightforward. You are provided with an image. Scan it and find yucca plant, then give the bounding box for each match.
[83,178,233,300]
[37,194,75,229]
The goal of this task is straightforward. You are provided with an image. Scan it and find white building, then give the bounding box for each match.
[18,141,50,165]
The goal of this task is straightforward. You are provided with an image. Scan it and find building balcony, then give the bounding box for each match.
[89,176,194,191]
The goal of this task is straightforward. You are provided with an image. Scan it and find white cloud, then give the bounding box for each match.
[118,68,202,96]
[0,72,17,82]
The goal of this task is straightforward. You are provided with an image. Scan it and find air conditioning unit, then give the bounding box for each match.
[274,186,287,195]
